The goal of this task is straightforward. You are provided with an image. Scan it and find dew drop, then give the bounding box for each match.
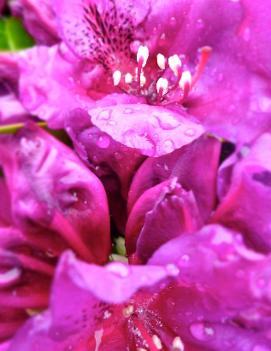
[163,139,175,153]
[97,135,110,149]
[166,264,180,276]
[124,108,134,114]
[107,263,129,277]
[169,17,177,27]
[184,128,196,137]
[190,323,214,341]
[97,109,111,120]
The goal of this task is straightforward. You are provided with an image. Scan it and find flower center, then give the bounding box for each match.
[111,45,212,105]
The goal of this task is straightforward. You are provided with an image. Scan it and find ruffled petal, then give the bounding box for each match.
[211,133,271,253]
[0,124,110,263]
[126,178,202,262]
[128,134,221,220]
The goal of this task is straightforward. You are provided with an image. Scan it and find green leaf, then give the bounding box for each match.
[0,17,34,51]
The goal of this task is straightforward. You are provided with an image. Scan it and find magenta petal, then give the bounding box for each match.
[0,124,110,263]
[126,179,202,262]
[54,0,150,61]
[128,134,221,220]
[211,133,271,253]
[90,104,205,156]
[18,45,90,128]
[9,251,174,351]
[10,0,59,45]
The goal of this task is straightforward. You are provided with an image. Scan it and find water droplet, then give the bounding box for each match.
[123,108,134,114]
[107,263,129,277]
[163,139,175,153]
[166,264,180,276]
[169,17,177,27]
[190,323,214,341]
[184,128,196,137]
[97,135,110,149]
[196,18,205,29]
[155,114,180,130]
[180,254,190,262]
[97,109,111,120]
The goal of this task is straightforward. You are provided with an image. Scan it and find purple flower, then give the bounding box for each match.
[0,124,111,344]
[15,0,271,153]
[9,0,59,45]
[7,225,271,350]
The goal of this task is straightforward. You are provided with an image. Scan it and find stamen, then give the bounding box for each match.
[192,46,212,87]
[136,45,149,88]
[172,336,185,350]
[157,53,166,70]
[137,45,149,68]
[156,78,169,99]
[168,54,182,77]
[113,70,122,86]
[125,73,133,84]
[152,335,163,350]
[179,70,192,98]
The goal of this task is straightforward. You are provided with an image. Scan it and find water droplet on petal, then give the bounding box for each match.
[190,323,215,341]
[97,109,111,120]
[184,128,196,137]
[169,17,177,26]
[107,263,129,277]
[124,108,134,114]
[166,264,180,276]
[163,139,175,153]
[97,135,111,149]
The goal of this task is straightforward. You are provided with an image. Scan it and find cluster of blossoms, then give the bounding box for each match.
[1,0,271,350]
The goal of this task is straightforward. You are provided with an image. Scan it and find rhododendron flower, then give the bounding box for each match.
[8,225,271,351]
[14,0,271,156]
[0,125,110,344]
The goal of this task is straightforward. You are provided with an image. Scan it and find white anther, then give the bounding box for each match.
[157,53,166,70]
[156,77,169,96]
[168,54,182,76]
[137,45,149,67]
[152,335,162,350]
[140,74,147,87]
[172,336,185,350]
[125,73,133,84]
[179,70,192,90]
[112,70,121,86]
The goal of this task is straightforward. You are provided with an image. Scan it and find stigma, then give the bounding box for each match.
[111,44,212,105]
